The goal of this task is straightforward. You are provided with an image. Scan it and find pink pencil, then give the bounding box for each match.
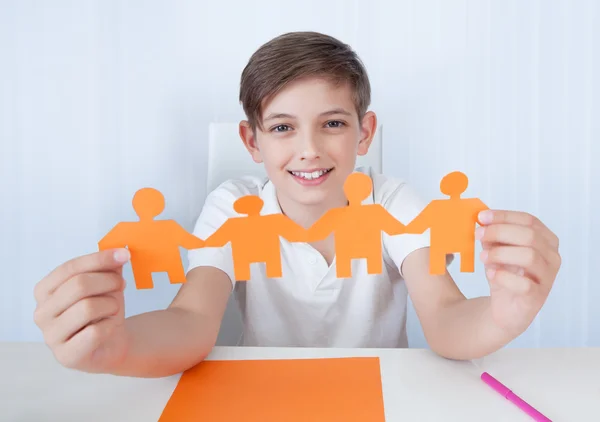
[481,372,552,421]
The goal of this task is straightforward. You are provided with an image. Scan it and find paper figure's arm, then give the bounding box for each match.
[204,220,234,247]
[403,203,434,234]
[375,206,406,235]
[306,209,339,242]
[166,220,205,249]
[98,222,128,250]
[276,215,307,243]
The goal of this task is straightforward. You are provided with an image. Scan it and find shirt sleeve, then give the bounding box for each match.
[186,181,254,288]
[380,181,454,278]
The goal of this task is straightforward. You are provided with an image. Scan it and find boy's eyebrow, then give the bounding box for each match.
[320,108,352,117]
[263,108,352,122]
[263,112,295,122]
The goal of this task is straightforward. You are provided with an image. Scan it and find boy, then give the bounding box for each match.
[32,31,561,377]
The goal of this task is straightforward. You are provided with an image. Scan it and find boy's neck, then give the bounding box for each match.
[275,190,348,228]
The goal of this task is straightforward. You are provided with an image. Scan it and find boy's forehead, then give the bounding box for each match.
[261,77,356,118]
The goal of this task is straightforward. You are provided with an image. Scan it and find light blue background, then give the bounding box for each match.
[1,0,598,348]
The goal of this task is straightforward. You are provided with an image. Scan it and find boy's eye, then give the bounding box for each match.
[272,124,291,132]
[325,120,345,128]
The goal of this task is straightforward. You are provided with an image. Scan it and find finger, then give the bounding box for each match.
[477,224,551,253]
[34,249,130,304]
[480,242,523,272]
[482,246,549,284]
[44,296,119,346]
[479,210,559,249]
[53,318,117,370]
[480,242,524,275]
[478,229,561,278]
[484,262,523,276]
[480,240,504,250]
[487,268,539,296]
[34,272,124,327]
[478,225,556,270]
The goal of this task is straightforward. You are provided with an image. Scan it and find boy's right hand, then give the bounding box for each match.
[33,248,131,373]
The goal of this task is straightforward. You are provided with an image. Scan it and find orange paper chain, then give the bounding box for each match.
[98,171,488,289]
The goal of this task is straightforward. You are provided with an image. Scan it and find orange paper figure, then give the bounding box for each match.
[307,172,405,278]
[404,171,488,274]
[204,195,306,281]
[98,187,205,289]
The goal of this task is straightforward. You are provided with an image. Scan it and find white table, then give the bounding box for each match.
[1,343,598,421]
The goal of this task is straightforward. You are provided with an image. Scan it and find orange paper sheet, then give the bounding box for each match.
[158,357,386,422]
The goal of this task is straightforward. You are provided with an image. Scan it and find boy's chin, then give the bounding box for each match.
[291,191,332,207]
[286,182,344,208]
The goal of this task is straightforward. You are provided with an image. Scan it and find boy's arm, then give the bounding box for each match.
[110,266,232,377]
[401,248,515,360]
[98,223,128,250]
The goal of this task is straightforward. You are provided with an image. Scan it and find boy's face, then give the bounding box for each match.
[240,77,377,210]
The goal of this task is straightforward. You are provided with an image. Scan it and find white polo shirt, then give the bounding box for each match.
[187,166,440,348]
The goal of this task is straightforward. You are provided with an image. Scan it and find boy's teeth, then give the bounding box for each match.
[291,169,329,180]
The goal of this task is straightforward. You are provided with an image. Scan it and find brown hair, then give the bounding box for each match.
[239,31,371,132]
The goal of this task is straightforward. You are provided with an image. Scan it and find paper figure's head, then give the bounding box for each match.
[343,172,372,204]
[234,195,264,216]
[440,171,468,197]
[132,187,165,220]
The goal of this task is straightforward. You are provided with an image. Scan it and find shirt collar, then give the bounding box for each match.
[259,178,284,215]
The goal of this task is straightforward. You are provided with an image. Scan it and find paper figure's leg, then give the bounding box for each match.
[167,262,187,284]
[235,260,252,282]
[336,256,352,278]
[132,265,154,289]
[429,247,447,275]
[366,253,383,275]
[459,244,475,272]
[265,256,283,278]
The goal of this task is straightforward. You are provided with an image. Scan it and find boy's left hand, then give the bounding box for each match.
[475,210,561,336]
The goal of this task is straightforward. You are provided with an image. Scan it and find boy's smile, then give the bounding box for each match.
[287,167,334,186]
[239,76,377,224]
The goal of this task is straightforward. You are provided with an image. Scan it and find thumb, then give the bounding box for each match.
[109,248,130,272]
[95,248,131,273]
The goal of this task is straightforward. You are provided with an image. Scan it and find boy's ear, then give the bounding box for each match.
[239,120,263,163]
[357,111,377,156]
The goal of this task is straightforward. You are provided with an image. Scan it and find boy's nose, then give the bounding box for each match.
[299,132,321,160]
